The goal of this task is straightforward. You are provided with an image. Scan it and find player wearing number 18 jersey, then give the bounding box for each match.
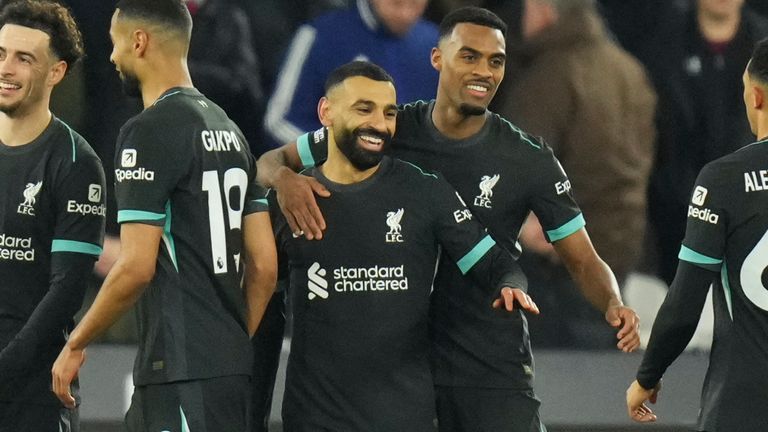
[626,39,768,431]
[52,2,277,431]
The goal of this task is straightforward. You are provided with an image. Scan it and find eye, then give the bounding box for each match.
[490,58,505,68]
[385,111,397,118]
[462,54,476,62]
[20,56,32,64]
[356,107,372,114]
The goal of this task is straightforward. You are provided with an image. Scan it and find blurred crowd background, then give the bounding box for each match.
[20,0,768,349]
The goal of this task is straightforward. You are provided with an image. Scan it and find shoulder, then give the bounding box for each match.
[490,113,548,154]
[397,100,431,122]
[51,118,102,170]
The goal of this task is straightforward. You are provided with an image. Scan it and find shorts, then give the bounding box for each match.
[124,375,250,432]
[435,386,546,432]
[0,401,78,432]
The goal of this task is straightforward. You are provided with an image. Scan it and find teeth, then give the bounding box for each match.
[0,82,20,90]
[467,85,488,92]
[360,135,383,144]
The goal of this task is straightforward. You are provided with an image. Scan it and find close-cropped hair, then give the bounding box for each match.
[324,61,395,93]
[115,0,192,37]
[748,38,768,85]
[439,6,507,40]
[0,0,84,70]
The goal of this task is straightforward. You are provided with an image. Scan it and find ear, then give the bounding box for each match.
[318,97,333,127]
[133,29,149,57]
[47,60,68,87]
[431,47,442,72]
[754,85,765,110]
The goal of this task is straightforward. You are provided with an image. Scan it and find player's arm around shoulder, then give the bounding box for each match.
[256,130,330,240]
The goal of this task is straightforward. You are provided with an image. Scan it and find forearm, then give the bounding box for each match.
[257,147,296,188]
[66,259,151,351]
[0,253,93,376]
[567,255,623,313]
[637,262,714,389]
[245,271,277,336]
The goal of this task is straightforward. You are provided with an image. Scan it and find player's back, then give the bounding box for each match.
[683,139,768,430]
[115,88,257,385]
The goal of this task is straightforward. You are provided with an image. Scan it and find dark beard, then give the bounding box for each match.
[120,72,141,98]
[335,126,391,170]
[458,103,486,116]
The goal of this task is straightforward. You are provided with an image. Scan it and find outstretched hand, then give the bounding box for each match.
[51,345,86,409]
[626,379,660,422]
[274,168,330,240]
[606,303,640,352]
[492,287,540,314]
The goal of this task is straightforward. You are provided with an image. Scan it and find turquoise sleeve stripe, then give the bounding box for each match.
[51,239,102,256]
[457,235,496,275]
[678,245,722,266]
[297,133,316,168]
[546,213,586,242]
[118,209,165,223]
[254,198,268,205]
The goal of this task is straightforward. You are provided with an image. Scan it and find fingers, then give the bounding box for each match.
[493,288,539,314]
[309,177,331,198]
[276,176,330,240]
[613,308,641,352]
[629,404,657,422]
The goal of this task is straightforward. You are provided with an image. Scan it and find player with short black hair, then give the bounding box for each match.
[626,37,768,431]
[51,1,278,431]
[278,60,535,431]
[259,6,640,431]
[0,1,104,431]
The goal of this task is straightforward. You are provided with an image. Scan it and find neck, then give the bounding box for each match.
[322,132,380,184]
[140,57,194,109]
[0,99,53,146]
[431,95,488,140]
[698,8,741,43]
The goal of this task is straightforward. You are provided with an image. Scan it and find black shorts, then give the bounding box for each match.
[0,401,78,432]
[435,386,545,432]
[124,375,251,432]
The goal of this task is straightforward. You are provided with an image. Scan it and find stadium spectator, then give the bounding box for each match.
[263,0,439,148]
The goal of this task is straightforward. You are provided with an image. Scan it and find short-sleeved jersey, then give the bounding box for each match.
[114,88,267,385]
[277,157,520,431]
[676,139,768,431]
[298,100,583,389]
[0,118,105,404]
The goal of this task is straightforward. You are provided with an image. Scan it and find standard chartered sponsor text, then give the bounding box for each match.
[0,234,34,261]
[333,265,409,292]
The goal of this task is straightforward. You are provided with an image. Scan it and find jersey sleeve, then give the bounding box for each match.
[528,142,584,243]
[114,119,191,226]
[429,174,527,291]
[295,128,329,169]
[678,164,728,272]
[51,151,106,256]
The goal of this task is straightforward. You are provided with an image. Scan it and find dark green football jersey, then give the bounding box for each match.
[276,157,523,431]
[298,100,583,389]
[0,118,105,404]
[114,88,267,385]
[671,138,768,431]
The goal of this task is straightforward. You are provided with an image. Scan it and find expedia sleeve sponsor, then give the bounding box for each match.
[681,167,728,263]
[114,120,191,219]
[53,152,107,250]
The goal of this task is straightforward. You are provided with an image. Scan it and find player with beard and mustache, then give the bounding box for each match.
[0,2,105,431]
[273,60,536,431]
[51,1,278,431]
[259,6,642,432]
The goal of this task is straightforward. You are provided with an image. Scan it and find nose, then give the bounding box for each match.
[0,56,14,77]
[472,59,493,79]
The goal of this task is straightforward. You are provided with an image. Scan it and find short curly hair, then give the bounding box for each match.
[749,38,768,85]
[0,0,84,71]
